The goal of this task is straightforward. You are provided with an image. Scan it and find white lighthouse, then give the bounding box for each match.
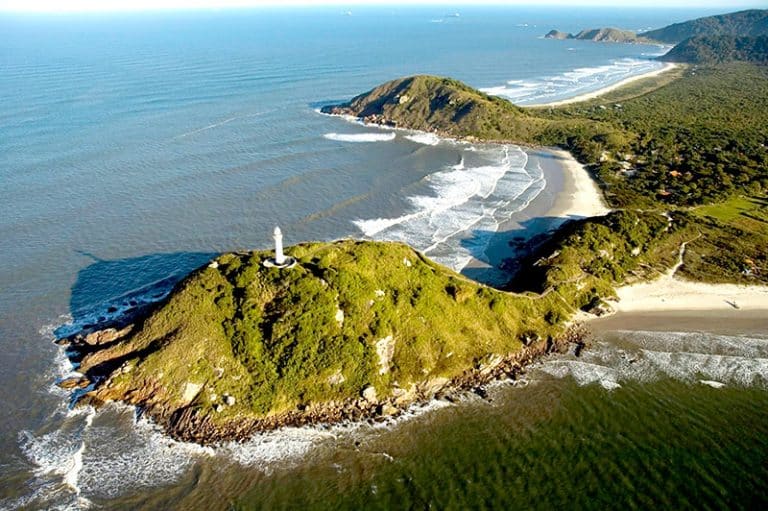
[263,225,296,269]
[273,226,285,265]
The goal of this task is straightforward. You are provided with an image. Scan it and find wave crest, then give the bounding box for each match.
[324,132,396,143]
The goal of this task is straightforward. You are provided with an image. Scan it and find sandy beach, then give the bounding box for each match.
[591,238,768,334]
[612,277,768,313]
[545,148,611,219]
[529,62,679,107]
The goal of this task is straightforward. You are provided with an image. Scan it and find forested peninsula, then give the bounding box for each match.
[59,12,768,444]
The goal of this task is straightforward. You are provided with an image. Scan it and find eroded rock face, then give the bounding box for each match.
[182,382,203,404]
[362,385,378,404]
[375,335,395,375]
[421,377,450,397]
[80,325,133,346]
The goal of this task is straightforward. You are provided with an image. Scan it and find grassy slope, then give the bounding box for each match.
[85,241,576,423]
[684,196,768,283]
[661,35,768,64]
[331,75,569,142]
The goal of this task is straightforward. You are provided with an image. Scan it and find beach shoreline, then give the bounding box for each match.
[527,62,679,107]
[463,146,610,284]
[589,246,768,335]
[589,309,768,336]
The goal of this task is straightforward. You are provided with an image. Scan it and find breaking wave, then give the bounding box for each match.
[534,330,768,390]
[353,144,545,272]
[324,132,396,143]
[481,56,665,105]
[404,133,440,146]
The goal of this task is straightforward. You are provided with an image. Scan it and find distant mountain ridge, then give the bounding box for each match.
[545,9,768,46]
[641,9,768,44]
[660,35,768,65]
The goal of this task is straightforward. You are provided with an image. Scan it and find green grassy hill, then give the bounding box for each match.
[321,75,553,141]
[75,240,586,442]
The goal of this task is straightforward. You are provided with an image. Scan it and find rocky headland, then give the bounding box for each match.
[544,28,653,44]
[58,240,591,444]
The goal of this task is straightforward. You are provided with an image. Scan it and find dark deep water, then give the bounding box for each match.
[1,6,765,509]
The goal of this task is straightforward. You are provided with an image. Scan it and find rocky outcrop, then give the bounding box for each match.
[545,27,654,44]
[545,30,570,40]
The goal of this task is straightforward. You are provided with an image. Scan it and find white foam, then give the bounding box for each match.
[539,360,621,390]
[63,409,95,495]
[405,132,440,146]
[324,132,396,143]
[17,405,96,509]
[353,145,544,273]
[219,427,335,469]
[535,331,768,390]
[481,57,665,105]
[74,406,212,499]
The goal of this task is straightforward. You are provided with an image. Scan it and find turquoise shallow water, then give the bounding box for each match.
[1,6,762,509]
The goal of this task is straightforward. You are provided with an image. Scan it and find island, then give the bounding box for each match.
[57,9,768,445]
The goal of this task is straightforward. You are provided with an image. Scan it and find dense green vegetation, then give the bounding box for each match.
[511,205,768,296]
[79,26,768,429]
[535,64,768,207]
[661,35,768,64]
[509,211,693,299]
[641,9,768,44]
[84,241,582,424]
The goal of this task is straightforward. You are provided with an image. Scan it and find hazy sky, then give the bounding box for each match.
[0,0,762,12]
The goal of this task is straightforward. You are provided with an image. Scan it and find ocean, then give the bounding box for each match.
[1,6,765,509]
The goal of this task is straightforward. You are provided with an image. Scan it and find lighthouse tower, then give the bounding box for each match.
[263,225,296,269]
[273,226,285,265]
